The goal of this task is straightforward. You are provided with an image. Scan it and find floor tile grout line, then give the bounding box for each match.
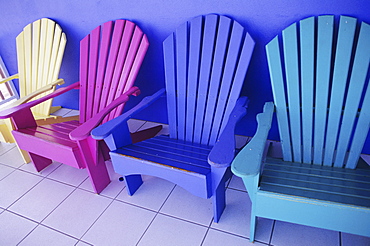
[78,196,117,242]
[4,171,46,211]
[200,226,211,246]
[38,186,80,225]
[5,208,82,245]
[0,165,17,181]
[134,209,160,246]
[269,220,276,245]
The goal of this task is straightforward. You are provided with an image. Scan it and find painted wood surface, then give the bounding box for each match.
[232,15,370,242]
[94,14,255,223]
[7,19,149,194]
[16,18,66,117]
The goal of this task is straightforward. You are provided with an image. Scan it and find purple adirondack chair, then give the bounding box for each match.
[92,14,255,222]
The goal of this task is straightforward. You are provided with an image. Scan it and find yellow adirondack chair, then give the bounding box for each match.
[0,18,78,162]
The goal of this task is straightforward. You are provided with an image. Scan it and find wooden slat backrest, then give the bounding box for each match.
[266,15,370,168]
[79,20,149,124]
[16,18,66,116]
[163,14,254,146]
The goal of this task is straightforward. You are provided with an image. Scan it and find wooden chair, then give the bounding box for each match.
[0,55,19,142]
[0,18,77,163]
[232,15,370,242]
[92,14,255,222]
[0,19,160,193]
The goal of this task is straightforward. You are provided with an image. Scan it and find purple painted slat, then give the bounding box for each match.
[186,16,202,142]
[92,21,114,117]
[79,36,89,123]
[99,20,126,113]
[193,15,218,144]
[175,22,188,140]
[85,25,101,121]
[214,32,255,144]
[201,16,231,145]
[163,33,178,139]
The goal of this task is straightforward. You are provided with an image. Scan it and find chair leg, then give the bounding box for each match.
[212,180,226,223]
[250,210,257,242]
[124,174,143,196]
[29,153,53,172]
[85,158,110,194]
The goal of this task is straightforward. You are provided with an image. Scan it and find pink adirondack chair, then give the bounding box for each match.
[0,19,160,193]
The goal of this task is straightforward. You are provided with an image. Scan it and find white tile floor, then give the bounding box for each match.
[0,117,369,245]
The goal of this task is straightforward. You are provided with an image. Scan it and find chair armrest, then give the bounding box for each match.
[91,88,166,140]
[0,74,19,84]
[231,101,274,177]
[69,86,141,141]
[208,96,249,168]
[10,79,65,107]
[0,81,80,119]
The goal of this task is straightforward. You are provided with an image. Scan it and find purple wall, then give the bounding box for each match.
[0,0,369,153]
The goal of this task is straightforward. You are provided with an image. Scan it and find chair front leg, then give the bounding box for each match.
[77,136,110,194]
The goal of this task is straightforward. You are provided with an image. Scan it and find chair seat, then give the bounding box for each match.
[114,135,212,175]
[13,121,83,168]
[260,157,370,208]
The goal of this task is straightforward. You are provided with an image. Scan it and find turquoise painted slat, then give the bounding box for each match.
[99,20,125,113]
[313,15,334,165]
[201,16,231,145]
[79,35,89,123]
[86,25,100,121]
[347,81,370,168]
[92,21,113,117]
[215,31,255,144]
[283,23,301,163]
[208,20,244,145]
[193,15,218,143]
[266,37,293,162]
[335,21,370,168]
[175,22,188,141]
[163,33,178,139]
[300,17,315,164]
[324,16,357,166]
[186,16,202,142]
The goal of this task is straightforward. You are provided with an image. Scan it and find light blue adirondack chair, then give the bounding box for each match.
[232,15,370,242]
[92,14,255,222]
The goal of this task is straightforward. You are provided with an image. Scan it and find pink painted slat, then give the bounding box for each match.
[12,131,82,168]
[40,123,80,134]
[104,21,135,120]
[85,25,101,121]
[79,36,90,123]
[70,86,140,141]
[108,26,148,122]
[98,20,126,113]
[17,128,78,148]
[38,125,72,135]
[92,21,114,116]
[31,126,75,142]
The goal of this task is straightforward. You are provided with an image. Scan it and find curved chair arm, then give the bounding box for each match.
[231,101,274,177]
[91,88,166,140]
[10,79,65,107]
[69,86,141,141]
[208,96,249,168]
[0,74,19,84]
[0,81,80,119]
